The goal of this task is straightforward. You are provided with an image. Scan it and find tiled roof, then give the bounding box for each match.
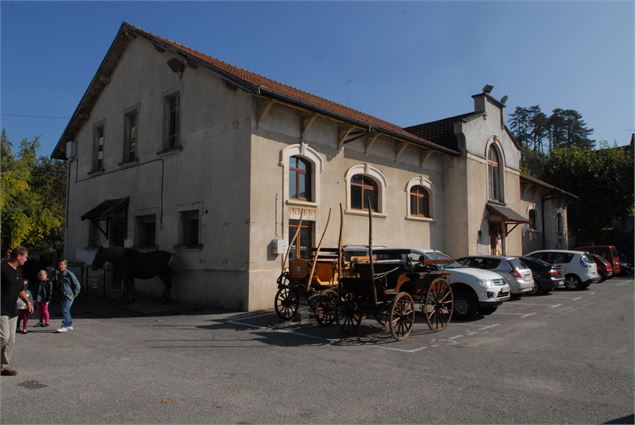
[520,174,578,199]
[53,22,460,158]
[404,112,483,151]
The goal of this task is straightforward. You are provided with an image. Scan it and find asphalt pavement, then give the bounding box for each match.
[1,276,633,424]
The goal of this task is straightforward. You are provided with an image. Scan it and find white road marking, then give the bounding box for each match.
[516,302,559,307]
[521,312,536,318]
[480,324,500,330]
[449,335,464,340]
[225,319,334,342]
[572,297,583,301]
[550,304,562,308]
[492,312,528,316]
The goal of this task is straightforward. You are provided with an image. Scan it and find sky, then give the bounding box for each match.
[1,1,633,157]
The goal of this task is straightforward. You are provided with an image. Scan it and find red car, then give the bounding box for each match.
[589,253,613,281]
[576,245,621,275]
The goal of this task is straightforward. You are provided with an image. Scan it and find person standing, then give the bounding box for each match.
[55,259,80,333]
[15,280,33,334]
[1,247,33,376]
[35,270,53,327]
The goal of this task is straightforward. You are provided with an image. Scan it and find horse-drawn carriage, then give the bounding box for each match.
[274,204,454,341]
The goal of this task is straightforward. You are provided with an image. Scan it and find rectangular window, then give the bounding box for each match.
[135,215,156,248]
[93,125,105,171]
[180,210,200,247]
[124,110,138,162]
[163,92,180,150]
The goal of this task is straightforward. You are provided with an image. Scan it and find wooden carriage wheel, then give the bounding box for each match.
[336,293,363,333]
[274,286,299,320]
[424,277,453,332]
[389,292,415,341]
[314,289,337,326]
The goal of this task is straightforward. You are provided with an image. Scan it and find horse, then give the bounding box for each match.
[91,246,174,303]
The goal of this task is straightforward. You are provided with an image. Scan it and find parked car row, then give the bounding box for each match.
[333,245,625,322]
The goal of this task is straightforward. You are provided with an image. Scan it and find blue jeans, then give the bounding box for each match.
[61,297,74,328]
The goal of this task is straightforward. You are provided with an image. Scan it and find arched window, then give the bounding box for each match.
[528,209,537,230]
[350,174,378,211]
[289,156,312,201]
[556,212,563,233]
[410,186,430,217]
[488,145,502,202]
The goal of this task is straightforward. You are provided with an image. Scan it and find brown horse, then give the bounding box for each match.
[91,246,173,303]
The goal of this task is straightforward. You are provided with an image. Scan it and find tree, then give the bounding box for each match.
[0,131,66,251]
[542,143,633,242]
[548,109,594,151]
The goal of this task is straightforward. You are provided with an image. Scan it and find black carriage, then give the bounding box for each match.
[333,256,454,341]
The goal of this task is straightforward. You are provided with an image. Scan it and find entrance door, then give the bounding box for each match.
[109,212,127,247]
[289,220,313,259]
[489,222,503,256]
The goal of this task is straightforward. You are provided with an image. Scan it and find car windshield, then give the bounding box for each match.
[422,251,464,269]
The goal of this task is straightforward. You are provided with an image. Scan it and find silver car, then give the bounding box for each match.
[457,255,535,296]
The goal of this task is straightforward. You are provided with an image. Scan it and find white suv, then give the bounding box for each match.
[374,248,511,320]
[525,250,600,290]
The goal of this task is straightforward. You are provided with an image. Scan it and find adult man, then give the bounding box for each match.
[1,247,34,376]
[55,259,80,333]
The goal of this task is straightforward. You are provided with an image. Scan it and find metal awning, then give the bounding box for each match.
[81,197,129,221]
[81,197,129,238]
[487,203,528,236]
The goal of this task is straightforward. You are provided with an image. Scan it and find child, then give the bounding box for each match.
[16,279,33,334]
[35,270,53,327]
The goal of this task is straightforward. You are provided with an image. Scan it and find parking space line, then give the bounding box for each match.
[492,312,528,316]
[516,302,559,307]
[480,324,500,330]
[521,312,536,318]
[572,297,582,301]
[550,304,562,308]
[449,335,464,340]
[225,319,336,343]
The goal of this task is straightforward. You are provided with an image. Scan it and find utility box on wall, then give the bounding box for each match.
[271,239,287,255]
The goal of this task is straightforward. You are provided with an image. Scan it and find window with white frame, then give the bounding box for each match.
[350,174,378,211]
[135,215,157,248]
[179,210,200,247]
[124,109,138,162]
[405,176,433,220]
[528,209,537,230]
[487,144,503,202]
[410,186,430,217]
[289,156,312,201]
[163,92,180,150]
[93,124,105,171]
[279,144,324,205]
[556,211,563,233]
[344,164,387,214]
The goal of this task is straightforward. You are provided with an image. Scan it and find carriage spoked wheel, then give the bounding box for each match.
[314,289,337,326]
[389,292,416,341]
[336,293,363,333]
[274,286,300,320]
[423,278,453,332]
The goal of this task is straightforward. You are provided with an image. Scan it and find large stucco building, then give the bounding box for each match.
[52,23,574,311]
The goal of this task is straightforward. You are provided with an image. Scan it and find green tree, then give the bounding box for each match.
[1,131,66,251]
[542,143,634,242]
[548,109,594,151]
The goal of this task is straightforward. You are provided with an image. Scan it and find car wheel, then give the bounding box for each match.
[530,282,541,295]
[452,289,477,321]
[564,274,582,290]
[479,305,498,315]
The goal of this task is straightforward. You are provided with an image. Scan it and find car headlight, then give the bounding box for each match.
[479,279,494,288]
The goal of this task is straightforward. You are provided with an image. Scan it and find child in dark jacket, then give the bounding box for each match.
[35,270,53,327]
